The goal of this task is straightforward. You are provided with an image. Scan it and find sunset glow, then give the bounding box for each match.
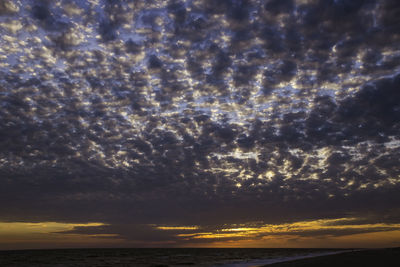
[0,0,399,249]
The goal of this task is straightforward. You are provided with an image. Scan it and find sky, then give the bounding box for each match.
[0,0,399,249]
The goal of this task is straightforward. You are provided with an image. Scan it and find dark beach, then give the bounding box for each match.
[263,247,400,267]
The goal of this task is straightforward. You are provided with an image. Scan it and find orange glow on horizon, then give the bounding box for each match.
[157,218,400,248]
[1,218,400,250]
[0,222,122,250]
[155,226,200,230]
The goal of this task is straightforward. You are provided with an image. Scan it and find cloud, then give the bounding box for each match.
[0,0,399,246]
[0,1,19,15]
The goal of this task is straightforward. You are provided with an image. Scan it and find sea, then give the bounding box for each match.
[0,248,350,267]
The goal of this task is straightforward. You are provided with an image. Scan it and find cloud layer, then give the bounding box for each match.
[0,0,399,246]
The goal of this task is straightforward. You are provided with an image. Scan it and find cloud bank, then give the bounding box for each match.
[0,0,399,246]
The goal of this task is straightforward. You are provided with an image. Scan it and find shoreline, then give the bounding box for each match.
[0,247,398,266]
[218,249,355,267]
[261,247,400,267]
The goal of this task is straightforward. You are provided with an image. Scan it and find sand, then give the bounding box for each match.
[261,247,400,267]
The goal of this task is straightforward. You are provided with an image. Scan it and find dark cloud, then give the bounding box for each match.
[0,1,19,15]
[98,19,118,42]
[265,0,294,14]
[0,0,399,245]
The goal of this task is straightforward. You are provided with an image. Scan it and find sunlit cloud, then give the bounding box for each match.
[155,226,200,230]
[0,0,399,248]
[155,218,400,247]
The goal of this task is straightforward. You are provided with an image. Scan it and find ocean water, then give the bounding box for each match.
[0,248,346,267]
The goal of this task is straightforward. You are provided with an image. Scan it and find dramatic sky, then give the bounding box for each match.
[0,0,400,249]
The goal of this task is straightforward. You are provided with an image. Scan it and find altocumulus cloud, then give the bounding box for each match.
[0,0,399,246]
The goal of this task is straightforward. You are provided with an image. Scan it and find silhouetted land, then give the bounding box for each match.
[263,247,400,267]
